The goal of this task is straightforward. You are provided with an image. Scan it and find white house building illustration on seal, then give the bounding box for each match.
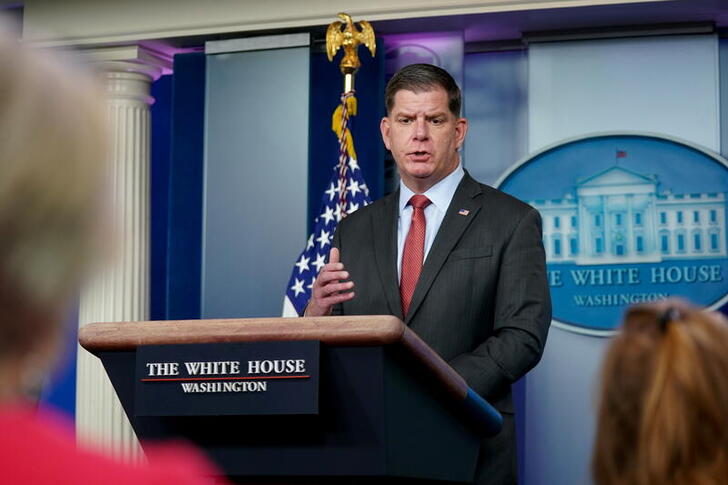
[530,166,727,265]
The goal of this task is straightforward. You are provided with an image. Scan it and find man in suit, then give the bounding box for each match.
[307,63,551,484]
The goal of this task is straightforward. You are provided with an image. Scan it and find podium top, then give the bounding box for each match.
[80,315,463,397]
[79,315,502,435]
[81,315,404,350]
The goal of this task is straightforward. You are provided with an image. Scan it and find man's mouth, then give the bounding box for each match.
[407,151,430,160]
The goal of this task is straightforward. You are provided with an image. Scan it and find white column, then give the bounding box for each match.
[602,195,610,255]
[626,194,634,255]
[76,46,170,460]
[647,198,658,256]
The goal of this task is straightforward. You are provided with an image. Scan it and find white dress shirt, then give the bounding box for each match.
[397,164,465,280]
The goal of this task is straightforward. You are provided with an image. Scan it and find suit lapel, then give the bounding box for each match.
[372,190,403,320]
[404,173,482,324]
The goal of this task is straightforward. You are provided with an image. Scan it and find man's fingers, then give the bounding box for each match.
[318,291,355,306]
[314,270,349,286]
[306,248,355,317]
[318,248,346,278]
[329,247,340,265]
[320,263,345,274]
[313,280,354,299]
[317,280,354,295]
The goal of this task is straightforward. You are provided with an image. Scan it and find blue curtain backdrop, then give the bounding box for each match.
[150,73,173,320]
[38,306,79,417]
[164,52,206,320]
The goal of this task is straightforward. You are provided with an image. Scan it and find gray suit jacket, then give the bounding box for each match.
[332,171,551,483]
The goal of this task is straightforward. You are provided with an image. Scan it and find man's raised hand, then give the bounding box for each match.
[304,247,355,316]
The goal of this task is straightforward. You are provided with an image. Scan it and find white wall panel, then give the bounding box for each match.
[529,35,720,152]
[202,46,308,319]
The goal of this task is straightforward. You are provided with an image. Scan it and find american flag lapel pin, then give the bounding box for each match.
[458,209,470,216]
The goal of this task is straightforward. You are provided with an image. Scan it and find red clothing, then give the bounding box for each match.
[0,402,227,484]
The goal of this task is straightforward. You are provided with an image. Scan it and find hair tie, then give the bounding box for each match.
[658,307,680,331]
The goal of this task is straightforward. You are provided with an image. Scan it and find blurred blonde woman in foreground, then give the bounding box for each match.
[0,21,225,484]
[593,299,728,485]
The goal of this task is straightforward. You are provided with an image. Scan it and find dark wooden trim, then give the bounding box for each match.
[400,326,468,401]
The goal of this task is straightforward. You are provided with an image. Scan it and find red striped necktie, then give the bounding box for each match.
[400,194,431,318]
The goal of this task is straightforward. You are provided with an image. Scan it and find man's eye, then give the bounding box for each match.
[398,118,412,124]
[430,118,444,125]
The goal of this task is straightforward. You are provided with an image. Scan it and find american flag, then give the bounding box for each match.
[283,157,372,316]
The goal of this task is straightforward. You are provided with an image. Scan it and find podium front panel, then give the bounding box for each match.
[100,343,480,482]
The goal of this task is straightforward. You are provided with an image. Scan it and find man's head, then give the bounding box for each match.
[380,64,467,194]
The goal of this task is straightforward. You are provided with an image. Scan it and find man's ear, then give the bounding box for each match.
[455,117,468,150]
[380,117,391,150]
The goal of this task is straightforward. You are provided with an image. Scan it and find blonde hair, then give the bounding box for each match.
[593,299,728,485]
[0,23,108,359]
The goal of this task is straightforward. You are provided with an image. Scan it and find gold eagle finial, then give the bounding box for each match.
[326,12,376,77]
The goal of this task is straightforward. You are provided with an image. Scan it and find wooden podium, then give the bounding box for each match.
[79,316,501,483]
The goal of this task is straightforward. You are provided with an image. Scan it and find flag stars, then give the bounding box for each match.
[290,278,305,297]
[312,253,326,272]
[316,229,331,249]
[347,180,361,197]
[286,156,375,315]
[325,182,338,201]
[321,206,335,225]
[294,254,310,274]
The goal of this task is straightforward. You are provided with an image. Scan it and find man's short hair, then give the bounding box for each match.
[385,63,462,117]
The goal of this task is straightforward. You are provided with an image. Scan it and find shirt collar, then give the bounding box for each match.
[398,163,465,213]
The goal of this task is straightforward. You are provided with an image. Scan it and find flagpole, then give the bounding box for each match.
[327,12,376,218]
[326,12,375,93]
[282,13,376,316]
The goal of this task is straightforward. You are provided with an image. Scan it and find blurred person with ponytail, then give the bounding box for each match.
[593,298,728,485]
[0,20,226,484]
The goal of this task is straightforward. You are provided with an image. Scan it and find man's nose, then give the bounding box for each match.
[413,118,428,140]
